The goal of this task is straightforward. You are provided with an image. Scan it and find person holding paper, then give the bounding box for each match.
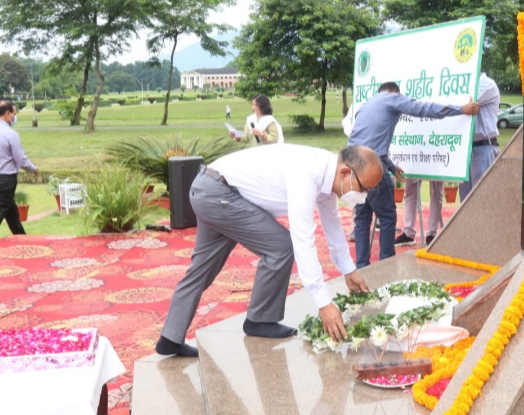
[228,94,284,145]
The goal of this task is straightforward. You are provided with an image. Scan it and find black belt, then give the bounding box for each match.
[199,165,229,185]
[473,138,499,147]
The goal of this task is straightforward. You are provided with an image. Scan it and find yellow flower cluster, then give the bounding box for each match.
[406,337,475,410]
[415,249,500,296]
[443,282,524,415]
[518,13,524,95]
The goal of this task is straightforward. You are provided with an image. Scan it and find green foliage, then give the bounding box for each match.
[56,100,82,125]
[14,191,29,205]
[180,85,187,92]
[0,54,31,95]
[147,97,156,104]
[382,0,523,92]
[81,165,165,234]
[233,0,382,128]
[106,135,249,189]
[289,114,316,133]
[17,101,27,110]
[117,99,126,106]
[34,103,45,112]
[46,175,72,196]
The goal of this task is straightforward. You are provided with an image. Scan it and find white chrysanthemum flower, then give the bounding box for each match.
[344,303,362,316]
[377,286,391,301]
[370,325,389,347]
[396,323,409,340]
[341,310,352,323]
[326,337,343,352]
[367,298,383,309]
[312,339,329,354]
[349,337,365,352]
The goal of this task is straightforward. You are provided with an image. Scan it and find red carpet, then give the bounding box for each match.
[0,204,456,412]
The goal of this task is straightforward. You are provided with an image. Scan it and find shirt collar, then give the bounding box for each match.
[321,153,338,195]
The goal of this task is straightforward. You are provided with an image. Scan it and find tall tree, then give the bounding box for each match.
[382,0,524,91]
[234,0,382,130]
[0,54,31,95]
[0,0,149,131]
[146,0,234,125]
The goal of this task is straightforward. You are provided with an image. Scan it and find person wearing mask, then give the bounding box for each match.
[0,99,38,234]
[155,144,383,357]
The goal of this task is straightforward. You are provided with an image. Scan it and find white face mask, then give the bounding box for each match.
[340,171,368,208]
[10,115,17,127]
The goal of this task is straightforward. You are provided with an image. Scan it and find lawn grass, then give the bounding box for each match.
[2,90,519,237]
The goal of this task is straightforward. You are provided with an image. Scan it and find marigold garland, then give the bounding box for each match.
[442,280,524,415]
[415,248,500,298]
[518,12,524,95]
[405,337,475,410]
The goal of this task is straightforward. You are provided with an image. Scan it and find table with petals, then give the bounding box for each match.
[0,337,125,415]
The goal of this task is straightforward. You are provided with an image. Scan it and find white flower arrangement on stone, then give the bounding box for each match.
[298,279,455,360]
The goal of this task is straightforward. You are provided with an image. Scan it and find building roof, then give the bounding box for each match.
[183,68,239,75]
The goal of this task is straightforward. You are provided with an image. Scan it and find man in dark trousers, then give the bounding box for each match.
[0,99,38,234]
[347,82,479,268]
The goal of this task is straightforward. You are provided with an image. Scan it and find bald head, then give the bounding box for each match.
[334,146,383,196]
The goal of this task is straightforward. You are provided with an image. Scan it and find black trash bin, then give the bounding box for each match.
[168,156,203,229]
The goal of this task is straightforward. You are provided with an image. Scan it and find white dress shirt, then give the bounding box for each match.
[210,144,356,309]
[474,73,500,142]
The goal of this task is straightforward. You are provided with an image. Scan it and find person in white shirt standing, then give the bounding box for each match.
[156,144,383,357]
[458,72,500,201]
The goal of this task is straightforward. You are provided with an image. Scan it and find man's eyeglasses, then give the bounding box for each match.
[352,169,372,193]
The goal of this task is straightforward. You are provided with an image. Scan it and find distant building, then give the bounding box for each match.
[181,68,240,90]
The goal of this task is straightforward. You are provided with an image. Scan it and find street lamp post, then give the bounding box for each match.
[136,79,144,104]
[31,63,37,128]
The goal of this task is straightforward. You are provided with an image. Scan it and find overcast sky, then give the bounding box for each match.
[0,0,254,65]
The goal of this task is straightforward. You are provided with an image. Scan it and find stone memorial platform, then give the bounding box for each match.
[133,127,524,414]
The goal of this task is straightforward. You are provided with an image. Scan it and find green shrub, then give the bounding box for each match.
[81,165,165,234]
[17,101,27,110]
[147,97,156,104]
[34,103,45,112]
[116,99,126,106]
[46,175,72,196]
[14,191,29,205]
[289,114,316,133]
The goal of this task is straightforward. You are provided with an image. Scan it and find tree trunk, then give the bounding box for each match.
[342,86,349,117]
[86,38,104,133]
[72,61,90,126]
[317,59,328,131]
[161,37,178,126]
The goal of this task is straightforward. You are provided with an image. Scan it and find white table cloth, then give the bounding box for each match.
[0,337,125,415]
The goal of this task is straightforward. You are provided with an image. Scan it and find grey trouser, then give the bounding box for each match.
[161,172,295,344]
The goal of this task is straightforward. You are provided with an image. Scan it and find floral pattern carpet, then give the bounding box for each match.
[0,205,456,413]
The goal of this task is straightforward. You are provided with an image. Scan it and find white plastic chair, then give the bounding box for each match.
[59,183,86,214]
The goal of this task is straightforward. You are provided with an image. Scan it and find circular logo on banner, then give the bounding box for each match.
[357,50,371,77]
[454,28,477,63]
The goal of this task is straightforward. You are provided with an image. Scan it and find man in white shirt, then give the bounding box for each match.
[156,144,383,357]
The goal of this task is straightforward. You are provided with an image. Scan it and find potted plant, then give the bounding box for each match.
[14,191,29,222]
[393,177,404,203]
[81,165,167,234]
[106,136,248,210]
[46,175,71,211]
[444,182,459,203]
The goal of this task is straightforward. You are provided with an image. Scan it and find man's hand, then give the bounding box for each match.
[462,97,480,115]
[394,167,405,183]
[344,270,368,293]
[319,303,347,342]
[33,167,38,177]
